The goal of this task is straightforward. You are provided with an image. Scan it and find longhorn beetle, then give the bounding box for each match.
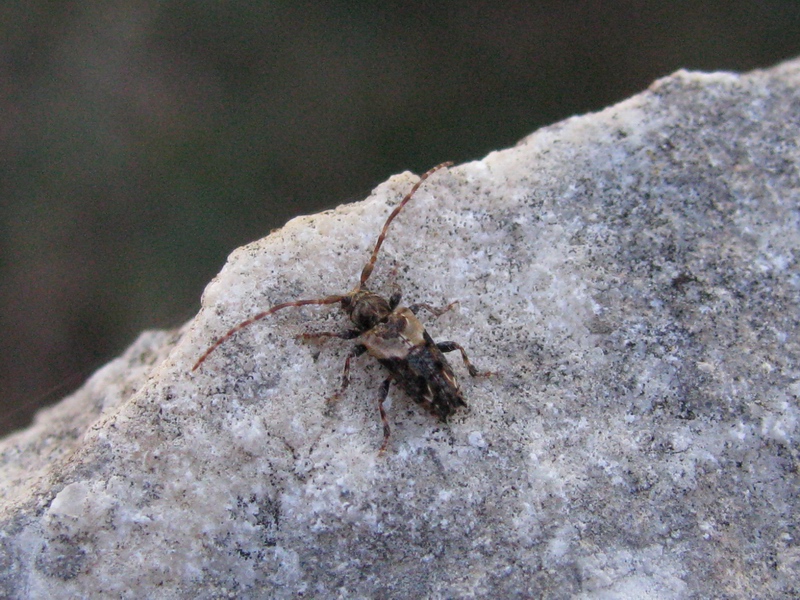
[193,162,489,452]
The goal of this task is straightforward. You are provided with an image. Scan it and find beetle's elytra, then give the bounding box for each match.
[193,162,489,451]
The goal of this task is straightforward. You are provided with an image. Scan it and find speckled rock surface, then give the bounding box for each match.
[2,58,800,599]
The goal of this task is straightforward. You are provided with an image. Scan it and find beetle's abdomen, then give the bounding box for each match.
[362,306,466,421]
[376,344,465,422]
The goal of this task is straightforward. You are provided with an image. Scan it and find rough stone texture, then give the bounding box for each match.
[2,57,800,599]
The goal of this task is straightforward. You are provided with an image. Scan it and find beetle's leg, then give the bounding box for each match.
[298,329,361,343]
[436,341,492,377]
[388,287,402,310]
[409,301,458,318]
[325,344,368,404]
[376,375,394,454]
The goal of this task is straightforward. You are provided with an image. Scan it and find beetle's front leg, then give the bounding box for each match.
[327,343,368,404]
[409,301,458,318]
[436,341,492,377]
[298,329,362,343]
[388,284,402,310]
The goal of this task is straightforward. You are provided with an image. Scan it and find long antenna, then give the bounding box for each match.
[359,161,453,287]
[192,295,344,371]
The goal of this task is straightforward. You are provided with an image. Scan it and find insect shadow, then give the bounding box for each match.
[193,162,490,452]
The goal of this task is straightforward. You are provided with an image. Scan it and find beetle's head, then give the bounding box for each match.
[341,288,392,331]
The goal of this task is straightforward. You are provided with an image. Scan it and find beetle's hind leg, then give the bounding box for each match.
[376,375,394,454]
[436,341,492,377]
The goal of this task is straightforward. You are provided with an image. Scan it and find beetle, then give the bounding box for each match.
[193,162,488,451]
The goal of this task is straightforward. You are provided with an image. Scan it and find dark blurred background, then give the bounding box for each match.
[2,1,799,437]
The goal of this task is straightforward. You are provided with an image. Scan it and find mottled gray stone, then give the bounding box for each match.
[2,57,800,599]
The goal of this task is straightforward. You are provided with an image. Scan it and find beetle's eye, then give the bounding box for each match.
[341,296,351,308]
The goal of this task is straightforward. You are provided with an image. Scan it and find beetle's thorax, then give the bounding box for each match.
[342,288,392,331]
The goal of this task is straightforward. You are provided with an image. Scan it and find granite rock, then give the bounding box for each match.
[2,58,800,598]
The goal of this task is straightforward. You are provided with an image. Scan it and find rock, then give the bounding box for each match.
[2,57,800,599]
